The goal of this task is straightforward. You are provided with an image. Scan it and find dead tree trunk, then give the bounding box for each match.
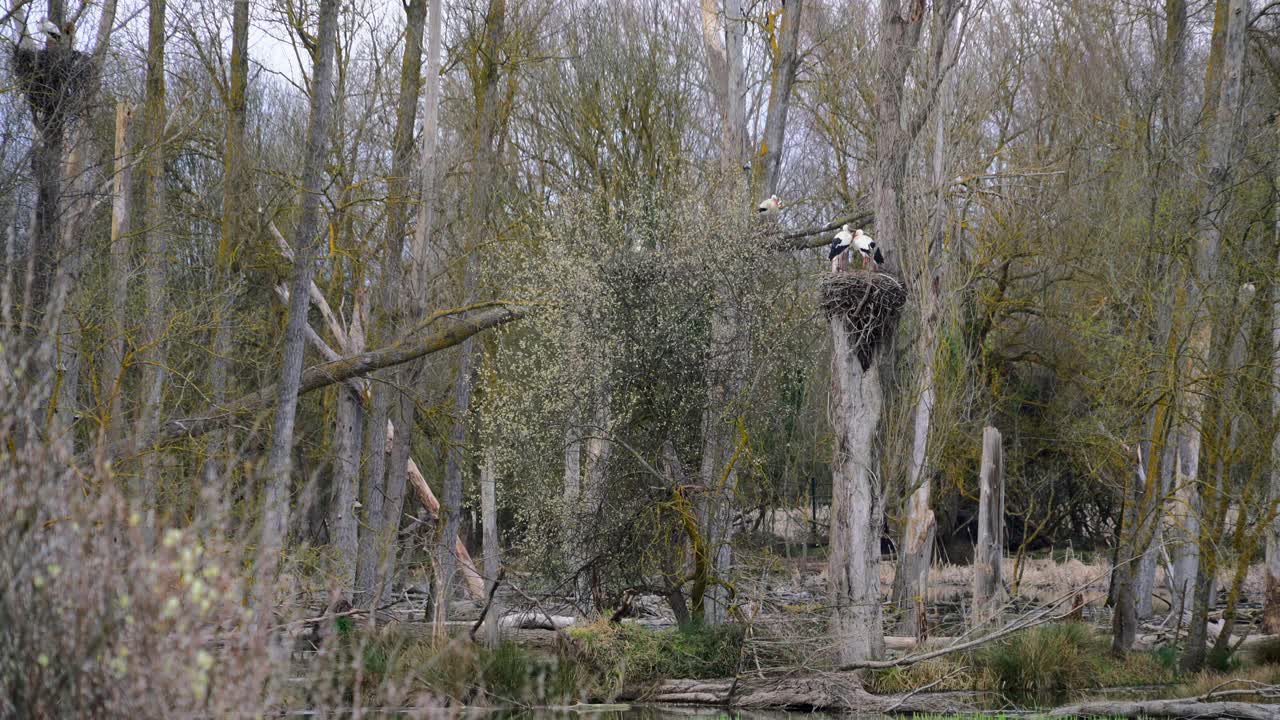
[974,426,1005,624]
[562,420,584,605]
[481,451,502,647]
[823,274,905,664]
[1114,441,1166,653]
[751,0,802,197]
[99,101,132,457]
[828,316,886,664]
[892,40,957,634]
[254,0,341,607]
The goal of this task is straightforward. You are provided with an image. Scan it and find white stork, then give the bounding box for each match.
[37,17,62,41]
[757,194,782,217]
[852,228,884,270]
[829,224,853,272]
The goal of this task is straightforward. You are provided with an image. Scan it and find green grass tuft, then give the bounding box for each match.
[569,620,744,697]
[1251,636,1280,666]
[977,621,1100,703]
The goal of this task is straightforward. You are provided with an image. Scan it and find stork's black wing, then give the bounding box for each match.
[873,247,885,264]
[828,240,844,260]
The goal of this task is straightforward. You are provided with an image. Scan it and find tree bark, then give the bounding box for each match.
[828,315,886,664]
[354,0,428,611]
[480,451,502,647]
[26,0,67,321]
[133,0,169,537]
[892,50,954,634]
[1178,0,1249,673]
[752,0,803,197]
[330,382,364,596]
[973,426,1005,625]
[696,0,751,625]
[252,0,344,606]
[406,454,486,600]
[99,101,133,457]
[433,0,507,637]
[204,0,251,490]
[148,306,521,450]
[1267,110,1280,636]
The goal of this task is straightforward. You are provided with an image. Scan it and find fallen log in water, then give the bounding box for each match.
[1047,698,1280,719]
[498,612,576,630]
[617,673,973,713]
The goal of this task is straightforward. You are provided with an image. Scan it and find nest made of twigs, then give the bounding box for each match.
[12,45,96,133]
[820,270,907,370]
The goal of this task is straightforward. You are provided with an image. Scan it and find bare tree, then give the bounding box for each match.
[133,0,169,536]
[354,0,428,612]
[434,0,509,636]
[1179,0,1251,672]
[255,0,342,605]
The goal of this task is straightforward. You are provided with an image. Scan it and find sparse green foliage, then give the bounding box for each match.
[568,620,745,696]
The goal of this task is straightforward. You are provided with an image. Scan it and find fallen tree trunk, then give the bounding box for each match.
[617,673,969,713]
[1048,698,1280,719]
[147,305,522,448]
[499,611,576,630]
[406,455,485,600]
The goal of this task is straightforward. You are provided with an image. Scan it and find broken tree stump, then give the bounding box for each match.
[973,425,1006,623]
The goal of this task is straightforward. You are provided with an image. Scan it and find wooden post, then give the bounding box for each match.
[974,426,1005,623]
[481,451,502,647]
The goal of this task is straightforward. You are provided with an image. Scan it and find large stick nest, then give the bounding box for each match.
[820,271,907,370]
[12,46,96,134]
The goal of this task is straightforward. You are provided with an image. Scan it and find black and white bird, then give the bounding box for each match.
[757,194,782,216]
[829,223,854,272]
[37,17,62,41]
[852,228,884,270]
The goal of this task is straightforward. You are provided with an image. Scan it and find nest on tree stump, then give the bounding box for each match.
[12,46,96,135]
[820,270,907,371]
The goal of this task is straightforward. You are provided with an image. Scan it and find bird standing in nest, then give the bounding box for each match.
[37,17,63,43]
[852,228,884,271]
[829,224,853,272]
[757,194,783,217]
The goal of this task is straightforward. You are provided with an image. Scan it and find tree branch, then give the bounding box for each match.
[147,304,523,450]
[769,209,874,251]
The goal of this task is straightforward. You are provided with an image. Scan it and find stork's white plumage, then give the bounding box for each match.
[38,17,61,40]
[829,223,854,272]
[852,229,884,270]
[757,194,782,216]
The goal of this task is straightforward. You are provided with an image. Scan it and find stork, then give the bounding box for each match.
[37,17,62,41]
[852,229,884,271]
[757,194,782,217]
[829,224,853,272]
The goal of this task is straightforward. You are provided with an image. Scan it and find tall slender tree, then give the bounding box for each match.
[255,0,342,605]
